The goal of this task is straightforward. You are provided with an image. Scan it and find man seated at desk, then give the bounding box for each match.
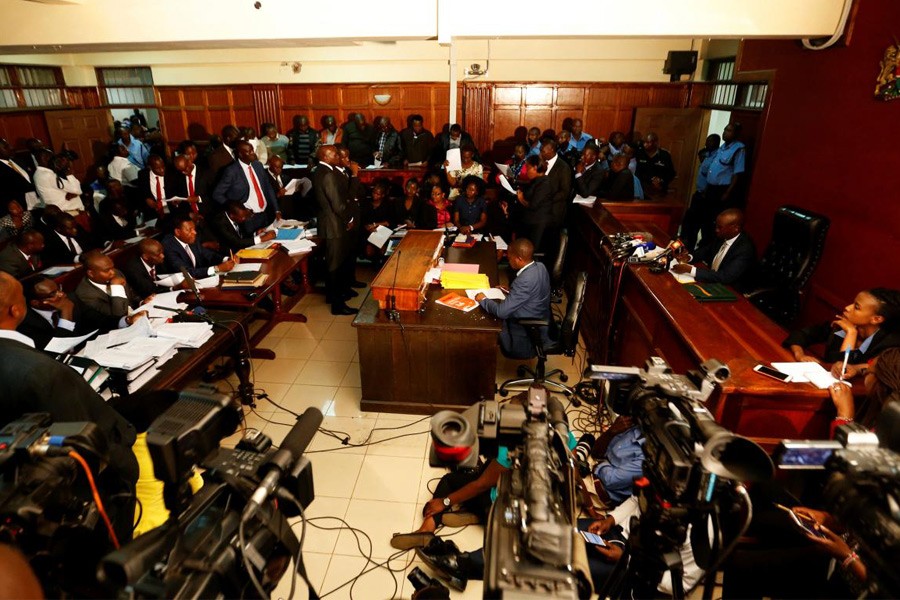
[475,238,551,359]
[163,215,235,279]
[74,250,150,333]
[783,287,900,379]
[210,200,277,253]
[17,276,83,350]
[671,208,755,289]
[0,230,44,278]
[123,238,186,299]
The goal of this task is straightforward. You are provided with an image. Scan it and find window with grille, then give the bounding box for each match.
[701,57,768,112]
[0,65,66,109]
[97,67,155,106]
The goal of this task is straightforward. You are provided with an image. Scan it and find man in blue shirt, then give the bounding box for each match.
[117,127,149,170]
[679,134,722,250]
[694,123,747,246]
[567,118,593,152]
[526,127,542,157]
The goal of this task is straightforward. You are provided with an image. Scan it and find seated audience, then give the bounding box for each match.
[0,230,44,278]
[97,191,138,241]
[503,142,529,188]
[445,145,484,200]
[34,154,85,216]
[0,138,36,210]
[122,238,177,299]
[433,123,477,166]
[430,184,453,229]
[213,140,281,231]
[163,215,235,279]
[525,127,542,157]
[400,114,434,166]
[211,200,277,252]
[453,176,488,234]
[42,213,95,266]
[261,123,289,162]
[118,126,149,169]
[373,116,403,167]
[287,115,319,167]
[17,276,82,350]
[475,239,551,359]
[671,208,756,289]
[783,287,900,379]
[393,179,437,230]
[573,142,607,199]
[607,131,626,158]
[108,142,139,185]
[360,180,394,258]
[635,132,676,198]
[74,250,148,332]
[0,199,32,242]
[556,130,582,169]
[516,155,554,254]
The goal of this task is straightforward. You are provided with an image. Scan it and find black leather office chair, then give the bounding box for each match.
[498,270,587,397]
[743,205,830,326]
[534,229,569,304]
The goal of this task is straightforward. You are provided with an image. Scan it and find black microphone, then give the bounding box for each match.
[387,249,402,322]
[180,266,203,304]
[242,407,323,522]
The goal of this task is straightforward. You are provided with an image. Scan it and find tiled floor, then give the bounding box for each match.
[217,274,588,600]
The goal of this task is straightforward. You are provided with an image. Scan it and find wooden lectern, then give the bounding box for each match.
[370,230,444,311]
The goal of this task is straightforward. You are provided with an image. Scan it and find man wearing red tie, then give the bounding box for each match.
[212,141,281,233]
[136,154,171,220]
[169,154,207,217]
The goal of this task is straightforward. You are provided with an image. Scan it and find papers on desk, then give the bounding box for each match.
[443,263,479,274]
[425,267,443,283]
[277,219,307,229]
[144,218,158,228]
[275,228,303,241]
[771,362,843,389]
[283,177,311,196]
[124,234,145,245]
[440,271,490,290]
[232,262,263,273]
[573,195,596,205]
[164,196,201,205]
[465,288,506,301]
[280,238,317,256]
[367,225,393,249]
[668,260,695,284]
[195,275,220,289]
[153,322,215,348]
[494,163,511,178]
[45,329,99,355]
[492,236,508,251]
[156,272,186,288]
[445,148,462,172]
[498,174,515,195]
[41,265,76,277]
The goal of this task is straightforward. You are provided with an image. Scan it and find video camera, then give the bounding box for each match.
[100,389,322,599]
[588,357,773,599]
[0,413,117,597]
[775,404,900,598]
[430,384,587,599]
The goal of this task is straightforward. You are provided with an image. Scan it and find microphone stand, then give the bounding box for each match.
[387,249,402,322]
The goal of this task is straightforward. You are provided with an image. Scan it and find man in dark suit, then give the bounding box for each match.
[399,114,434,166]
[97,187,137,241]
[314,145,357,315]
[0,230,44,278]
[134,154,173,221]
[0,138,36,212]
[672,208,755,289]
[212,141,281,232]
[73,250,148,333]
[210,201,277,253]
[573,143,607,199]
[168,154,210,217]
[122,238,181,299]
[162,214,234,279]
[266,155,312,220]
[475,238,552,359]
[541,139,574,228]
[599,155,636,201]
[17,276,84,350]
[207,125,240,185]
[431,124,478,167]
[41,214,95,267]
[372,117,403,167]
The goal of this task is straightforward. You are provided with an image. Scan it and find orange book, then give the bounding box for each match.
[435,292,479,312]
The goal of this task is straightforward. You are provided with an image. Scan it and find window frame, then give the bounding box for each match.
[0,64,67,110]
[96,66,156,108]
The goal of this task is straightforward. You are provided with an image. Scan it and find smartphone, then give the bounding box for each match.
[754,364,791,382]
[774,440,842,469]
[579,530,607,547]
[773,503,827,538]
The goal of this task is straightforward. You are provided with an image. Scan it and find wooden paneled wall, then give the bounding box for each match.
[156,86,257,144]
[0,111,50,147]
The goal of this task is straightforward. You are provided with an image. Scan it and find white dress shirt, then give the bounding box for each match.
[55,230,83,261]
[689,233,740,277]
[108,156,139,184]
[33,308,75,331]
[240,162,267,214]
[0,329,36,348]
[545,154,559,174]
[176,238,218,277]
[34,167,84,213]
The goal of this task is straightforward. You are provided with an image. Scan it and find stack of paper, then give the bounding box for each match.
[195,275,220,289]
[280,238,317,256]
[771,362,842,389]
[45,329,99,354]
[153,322,215,348]
[440,271,490,290]
[465,289,506,301]
[573,195,597,205]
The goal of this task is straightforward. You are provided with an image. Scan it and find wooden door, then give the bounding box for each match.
[44,109,114,180]
[633,108,707,206]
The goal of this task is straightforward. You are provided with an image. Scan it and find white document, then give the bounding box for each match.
[283,178,301,195]
[446,148,462,172]
[41,265,76,277]
[156,272,186,288]
[144,218,158,228]
[195,275,220,289]
[498,174,515,195]
[105,318,154,347]
[472,234,484,241]
[124,235,145,245]
[151,290,186,307]
[573,195,597,205]
[668,261,695,284]
[492,236,509,251]
[367,225,393,248]
[465,289,506,301]
[425,267,442,282]
[45,329,99,354]
[494,163,511,178]
[164,196,190,203]
[232,262,263,273]
[771,362,842,389]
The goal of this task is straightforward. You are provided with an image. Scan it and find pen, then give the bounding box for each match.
[107,341,129,349]
[840,349,850,381]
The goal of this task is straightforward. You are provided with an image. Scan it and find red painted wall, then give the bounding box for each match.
[739,0,900,324]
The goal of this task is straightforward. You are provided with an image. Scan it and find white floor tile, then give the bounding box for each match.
[293,496,351,556]
[272,337,320,360]
[303,304,338,322]
[297,360,353,386]
[268,321,296,339]
[334,499,419,559]
[323,321,358,342]
[255,358,307,384]
[312,339,358,362]
[327,387,378,419]
[308,416,378,455]
[280,383,338,414]
[283,320,332,339]
[319,554,409,600]
[417,463,449,506]
[339,362,361,387]
[309,453,365,498]
[271,551,331,600]
[252,381,293,405]
[365,418,430,459]
[352,455,424,503]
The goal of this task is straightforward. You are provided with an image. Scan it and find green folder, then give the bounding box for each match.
[683,282,738,302]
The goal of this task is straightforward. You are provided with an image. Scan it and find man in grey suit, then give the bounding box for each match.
[314,145,357,315]
[0,230,44,278]
[476,238,552,359]
[73,250,147,333]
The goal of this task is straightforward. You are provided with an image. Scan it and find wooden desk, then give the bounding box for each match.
[187,250,311,353]
[599,199,685,239]
[570,203,847,450]
[353,242,502,414]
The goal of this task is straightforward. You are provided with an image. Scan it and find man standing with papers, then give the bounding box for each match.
[475,239,551,359]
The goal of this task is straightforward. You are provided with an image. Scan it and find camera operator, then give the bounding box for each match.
[0,271,139,540]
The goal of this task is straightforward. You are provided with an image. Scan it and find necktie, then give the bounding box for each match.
[248,166,265,209]
[711,242,729,271]
[67,236,76,255]
[155,176,164,215]
[185,244,196,266]
[51,311,60,328]
[149,266,156,280]
[27,256,35,271]
[187,173,198,213]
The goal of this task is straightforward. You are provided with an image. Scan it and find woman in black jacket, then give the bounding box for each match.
[515,155,554,255]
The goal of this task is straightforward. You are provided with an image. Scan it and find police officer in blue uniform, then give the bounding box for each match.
[679,133,721,250]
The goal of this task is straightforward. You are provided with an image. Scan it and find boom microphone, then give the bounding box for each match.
[181,267,203,304]
[242,407,323,521]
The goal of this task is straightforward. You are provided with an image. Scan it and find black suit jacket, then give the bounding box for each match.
[545,156,573,226]
[212,160,280,223]
[16,306,84,351]
[600,169,635,201]
[573,163,606,198]
[122,256,170,299]
[162,234,225,279]
[73,273,139,333]
[135,168,176,214]
[692,232,756,288]
[0,244,40,278]
[0,161,35,210]
[41,230,93,267]
[168,165,213,216]
[206,145,236,184]
[313,165,351,240]
[97,202,137,242]
[209,212,257,252]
